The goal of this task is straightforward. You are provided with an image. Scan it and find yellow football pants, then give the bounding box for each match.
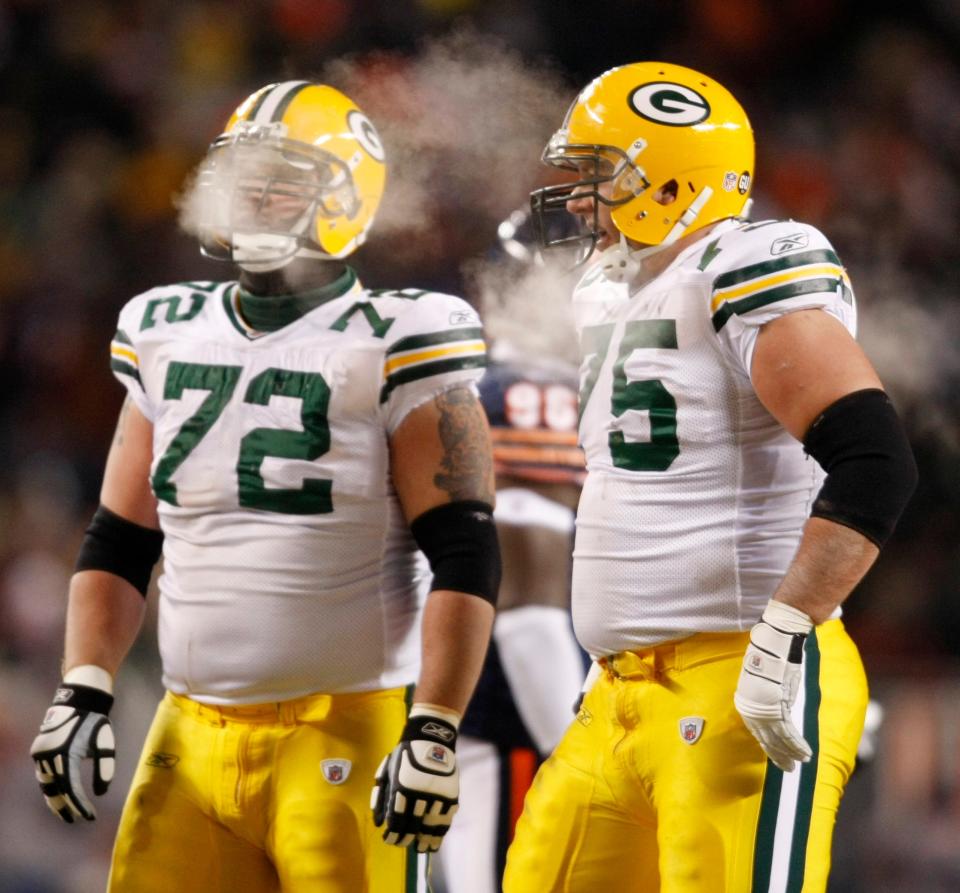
[503,620,867,892]
[107,687,429,893]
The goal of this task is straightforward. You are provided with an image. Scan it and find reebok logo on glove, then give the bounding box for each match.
[421,721,456,742]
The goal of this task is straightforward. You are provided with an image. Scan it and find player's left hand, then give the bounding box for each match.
[371,706,459,853]
[734,600,814,773]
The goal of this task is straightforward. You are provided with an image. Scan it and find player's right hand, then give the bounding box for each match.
[30,666,115,822]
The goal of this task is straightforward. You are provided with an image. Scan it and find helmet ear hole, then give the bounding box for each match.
[653,179,679,206]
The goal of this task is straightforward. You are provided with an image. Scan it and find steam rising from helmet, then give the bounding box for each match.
[324,28,582,358]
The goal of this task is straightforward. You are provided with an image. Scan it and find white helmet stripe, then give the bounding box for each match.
[250,80,311,125]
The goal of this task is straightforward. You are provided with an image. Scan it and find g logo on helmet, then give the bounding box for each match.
[347,110,385,162]
[628,82,711,127]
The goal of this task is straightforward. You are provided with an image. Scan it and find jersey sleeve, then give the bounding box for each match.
[708,221,857,377]
[109,295,155,421]
[379,293,488,434]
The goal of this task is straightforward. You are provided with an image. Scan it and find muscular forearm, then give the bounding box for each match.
[770,517,879,624]
[63,570,147,676]
[414,589,495,715]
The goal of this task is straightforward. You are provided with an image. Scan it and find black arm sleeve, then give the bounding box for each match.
[75,504,164,597]
[803,389,918,547]
[410,500,501,606]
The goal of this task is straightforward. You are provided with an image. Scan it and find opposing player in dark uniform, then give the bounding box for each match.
[433,343,587,893]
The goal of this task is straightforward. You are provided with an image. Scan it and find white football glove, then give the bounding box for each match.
[371,704,459,853]
[30,665,116,822]
[734,601,814,773]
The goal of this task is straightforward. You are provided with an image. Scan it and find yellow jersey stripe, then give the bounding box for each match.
[384,340,486,376]
[110,345,139,366]
[711,264,844,312]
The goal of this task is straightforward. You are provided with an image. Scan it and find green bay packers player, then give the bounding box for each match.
[29,81,500,892]
[502,62,917,892]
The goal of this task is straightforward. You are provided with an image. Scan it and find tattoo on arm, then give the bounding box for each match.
[433,387,494,504]
[112,397,132,448]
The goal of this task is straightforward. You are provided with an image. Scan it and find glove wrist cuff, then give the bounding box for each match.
[762,600,813,635]
[63,664,114,694]
[402,709,459,750]
[409,702,461,729]
[54,682,114,716]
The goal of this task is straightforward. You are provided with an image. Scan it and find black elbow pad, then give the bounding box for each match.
[803,389,918,547]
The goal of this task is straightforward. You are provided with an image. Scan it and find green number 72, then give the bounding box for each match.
[151,361,333,514]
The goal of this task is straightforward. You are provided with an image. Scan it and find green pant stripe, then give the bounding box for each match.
[402,682,421,892]
[786,631,822,892]
[404,848,418,892]
[751,630,823,892]
[752,762,784,891]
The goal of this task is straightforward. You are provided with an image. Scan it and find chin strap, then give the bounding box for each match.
[661,186,714,245]
[600,185,717,283]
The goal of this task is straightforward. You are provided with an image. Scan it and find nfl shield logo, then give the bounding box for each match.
[428,745,449,766]
[321,759,352,785]
[679,717,705,745]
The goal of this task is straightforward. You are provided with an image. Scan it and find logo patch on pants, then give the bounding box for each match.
[321,759,352,784]
[679,717,705,745]
[146,752,180,769]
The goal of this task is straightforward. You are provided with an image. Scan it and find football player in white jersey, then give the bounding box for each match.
[29,81,501,893]
[502,62,918,892]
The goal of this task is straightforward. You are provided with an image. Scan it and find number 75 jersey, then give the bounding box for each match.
[570,219,857,656]
[108,270,486,704]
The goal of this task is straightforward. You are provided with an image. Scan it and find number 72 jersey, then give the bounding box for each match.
[570,219,857,656]
[108,271,486,704]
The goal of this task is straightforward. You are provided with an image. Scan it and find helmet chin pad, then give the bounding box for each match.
[231,233,300,271]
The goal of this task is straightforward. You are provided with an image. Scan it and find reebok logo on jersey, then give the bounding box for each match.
[146,751,180,769]
[421,721,456,742]
[449,310,479,326]
[679,717,705,745]
[321,759,352,784]
[770,232,809,255]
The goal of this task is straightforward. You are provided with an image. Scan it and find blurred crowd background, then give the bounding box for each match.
[1,0,958,890]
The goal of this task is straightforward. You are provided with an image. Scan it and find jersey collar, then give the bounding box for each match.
[225,266,359,337]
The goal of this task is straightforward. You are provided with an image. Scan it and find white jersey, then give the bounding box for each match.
[571,219,857,654]
[109,269,486,703]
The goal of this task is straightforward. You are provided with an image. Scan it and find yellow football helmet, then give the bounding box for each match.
[531,62,754,260]
[196,80,386,269]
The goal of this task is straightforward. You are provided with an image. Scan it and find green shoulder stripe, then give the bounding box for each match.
[713,249,840,291]
[110,358,142,386]
[380,355,487,403]
[712,277,841,332]
[386,327,484,356]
